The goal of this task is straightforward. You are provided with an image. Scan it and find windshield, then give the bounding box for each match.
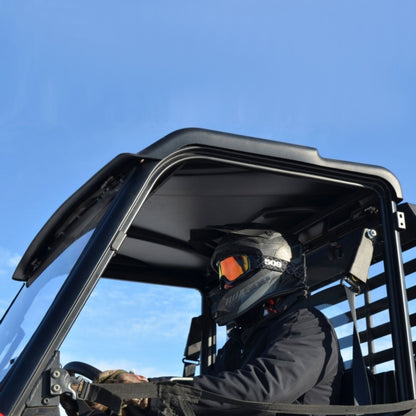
[0,231,93,383]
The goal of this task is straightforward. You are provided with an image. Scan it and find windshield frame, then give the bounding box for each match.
[0,161,155,416]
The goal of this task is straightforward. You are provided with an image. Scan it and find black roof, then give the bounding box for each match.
[13,128,403,290]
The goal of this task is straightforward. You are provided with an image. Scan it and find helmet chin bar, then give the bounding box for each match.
[212,268,307,326]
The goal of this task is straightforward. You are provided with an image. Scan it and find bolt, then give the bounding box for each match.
[42,398,50,405]
[366,229,377,240]
[52,384,61,393]
[52,370,61,379]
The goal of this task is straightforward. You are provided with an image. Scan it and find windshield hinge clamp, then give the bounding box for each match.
[49,368,81,400]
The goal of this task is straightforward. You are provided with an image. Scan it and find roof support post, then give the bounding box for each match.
[381,199,416,401]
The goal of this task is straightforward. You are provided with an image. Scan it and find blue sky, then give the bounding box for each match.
[1,1,416,376]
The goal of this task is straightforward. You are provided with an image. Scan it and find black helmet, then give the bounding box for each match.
[209,229,306,326]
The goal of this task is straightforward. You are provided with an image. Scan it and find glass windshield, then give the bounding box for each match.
[0,231,93,383]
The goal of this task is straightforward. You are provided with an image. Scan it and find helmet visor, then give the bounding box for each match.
[217,254,252,283]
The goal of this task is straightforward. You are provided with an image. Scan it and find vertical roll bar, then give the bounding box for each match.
[381,200,416,400]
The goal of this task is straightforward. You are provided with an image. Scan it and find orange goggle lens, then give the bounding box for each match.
[218,255,250,282]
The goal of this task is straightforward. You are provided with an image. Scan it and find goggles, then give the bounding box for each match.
[217,254,252,283]
[217,254,292,284]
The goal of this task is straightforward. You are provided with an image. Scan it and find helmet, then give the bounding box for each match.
[209,229,306,326]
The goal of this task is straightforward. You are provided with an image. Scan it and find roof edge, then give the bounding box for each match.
[138,128,403,201]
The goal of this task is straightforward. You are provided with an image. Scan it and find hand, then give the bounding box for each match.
[94,369,149,415]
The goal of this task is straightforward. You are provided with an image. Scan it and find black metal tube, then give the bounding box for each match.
[200,296,217,374]
[381,200,416,400]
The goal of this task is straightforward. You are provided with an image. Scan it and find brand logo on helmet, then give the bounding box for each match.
[264,258,283,268]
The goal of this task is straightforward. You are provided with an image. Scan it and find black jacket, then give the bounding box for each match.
[150,298,343,415]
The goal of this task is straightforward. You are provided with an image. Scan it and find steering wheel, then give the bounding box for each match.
[64,361,102,380]
[61,361,103,416]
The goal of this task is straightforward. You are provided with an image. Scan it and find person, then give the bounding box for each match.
[90,228,343,415]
